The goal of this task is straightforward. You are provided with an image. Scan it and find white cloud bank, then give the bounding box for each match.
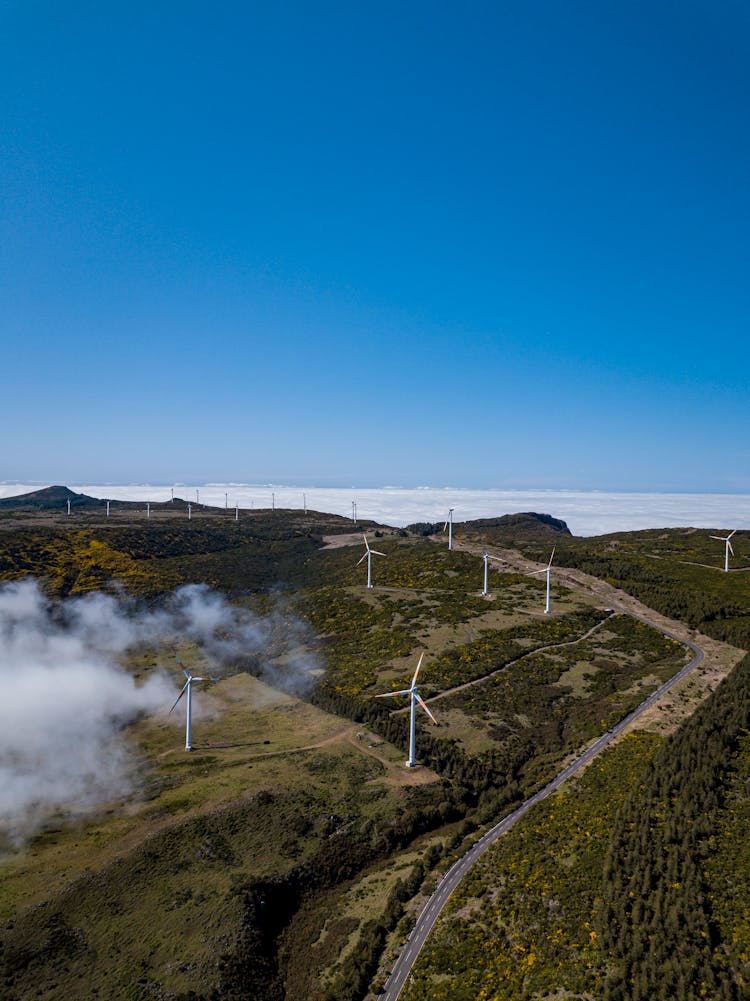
[0,580,318,844]
[21,482,749,536]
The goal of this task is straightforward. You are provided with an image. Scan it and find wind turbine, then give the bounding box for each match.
[443,508,454,550]
[710,530,736,573]
[357,534,386,588]
[375,654,437,767]
[527,549,555,614]
[481,550,504,596]
[169,657,219,751]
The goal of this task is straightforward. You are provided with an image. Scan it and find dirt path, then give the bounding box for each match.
[452,539,746,736]
[321,532,366,549]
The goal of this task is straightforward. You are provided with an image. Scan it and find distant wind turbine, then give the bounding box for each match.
[106,500,110,517]
[443,508,454,550]
[188,503,192,521]
[169,657,219,751]
[358,534,386,588]
[67,498,71,515]
[482,550,504,596]
[710,530,736,573]
[527,549,555,614]
[375,653,437,767]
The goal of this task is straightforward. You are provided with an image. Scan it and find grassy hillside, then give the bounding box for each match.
[0,504,745,1000]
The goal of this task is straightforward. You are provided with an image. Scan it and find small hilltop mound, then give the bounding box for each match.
[461,511,573,540]
[0,485,103,510]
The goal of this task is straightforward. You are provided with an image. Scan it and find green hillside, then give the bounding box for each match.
[0,501,746,1000]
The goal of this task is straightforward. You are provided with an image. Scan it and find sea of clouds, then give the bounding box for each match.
[0,580,318,845]
[0,482,744,536]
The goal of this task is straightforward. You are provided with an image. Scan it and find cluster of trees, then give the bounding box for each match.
[598,652,750,1000]
[320,849,442,1001]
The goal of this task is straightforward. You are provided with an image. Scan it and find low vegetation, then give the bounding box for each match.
[0,497,746,1001]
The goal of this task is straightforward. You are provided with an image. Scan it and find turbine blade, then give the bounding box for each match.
[728,529,737,538]
[362,533,370,551]
[412,653,424,686]
[356,553,368,566]
[375,689,411,698]
[549,548,555,567]
[526,569,545,577]
[416,693,437,724]
[371,549,387,557]
[709,536,724,541]
[728,541,735,556]
[169,682,189,713]
[443,521,448,531]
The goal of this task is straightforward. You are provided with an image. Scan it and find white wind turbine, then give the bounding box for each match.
[710,529,736,573]
[527,548,555,614]
[443,508,454,550]
[357,534,386,588]
[481,550,504,596]
[169,656,219,751]
[375,653,437,767]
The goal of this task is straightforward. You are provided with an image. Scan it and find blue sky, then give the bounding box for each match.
[2,2,749,490]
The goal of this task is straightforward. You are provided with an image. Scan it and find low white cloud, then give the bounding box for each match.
[51,482,750,536]
[0,580,319,845]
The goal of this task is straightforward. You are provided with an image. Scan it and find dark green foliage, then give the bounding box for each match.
[599,652,750,1000]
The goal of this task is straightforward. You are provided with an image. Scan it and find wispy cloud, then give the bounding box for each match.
[0,580,319,845]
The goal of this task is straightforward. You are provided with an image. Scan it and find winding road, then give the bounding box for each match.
[380,618,705,1001]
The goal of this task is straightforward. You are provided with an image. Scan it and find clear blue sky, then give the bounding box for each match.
[2,2,748,490]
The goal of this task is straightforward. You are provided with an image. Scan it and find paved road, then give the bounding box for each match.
[380,625,704,1001]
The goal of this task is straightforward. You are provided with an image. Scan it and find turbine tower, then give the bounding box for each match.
[527,548,555,614]
[443,508,454,551]
[375,654,437,767]
[710,530,736,573]
[169,657,219,751]
[481,550,504,596]
[357,534,386,588]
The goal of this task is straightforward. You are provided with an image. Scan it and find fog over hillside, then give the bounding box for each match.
[0,580,319,844]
